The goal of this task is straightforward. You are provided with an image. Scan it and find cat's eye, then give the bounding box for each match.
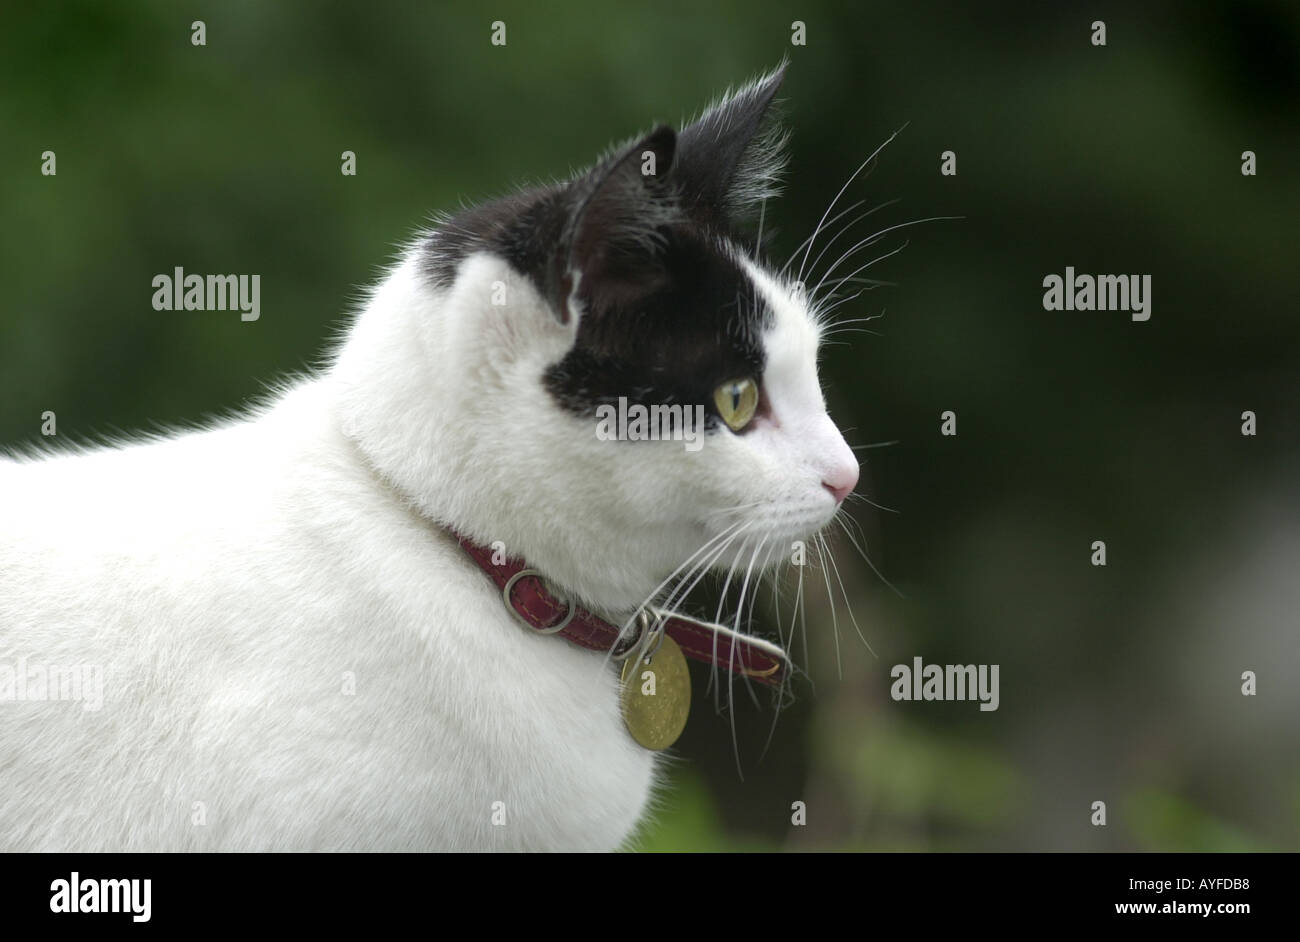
[713,378,759,431]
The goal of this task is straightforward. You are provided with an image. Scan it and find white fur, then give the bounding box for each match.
[0,238,855,850]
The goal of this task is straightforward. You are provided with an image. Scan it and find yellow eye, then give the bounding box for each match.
[713,378,759,431]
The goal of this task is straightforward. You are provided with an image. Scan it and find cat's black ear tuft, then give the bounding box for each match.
[551,125,678,323]
[673,63,789,230]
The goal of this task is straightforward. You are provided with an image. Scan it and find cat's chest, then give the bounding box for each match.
[367,548,661,850]
[459,653,661,851]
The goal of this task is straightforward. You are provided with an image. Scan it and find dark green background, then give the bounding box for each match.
[3,1,1297,850]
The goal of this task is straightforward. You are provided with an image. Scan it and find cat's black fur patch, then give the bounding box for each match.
[420,66,788,425]
[543,226,770,429]
[422,186,566,295]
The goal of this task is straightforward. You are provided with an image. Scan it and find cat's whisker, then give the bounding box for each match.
[812,534,844,680]
[820,316,883,340]
[826,313,887,329]
[813,281,891,311]
[743,536,780,611]
[850,439,900,451]
[800,198,903,288]
[822,328,882,342]
[811,241,910,307]
[732,538,769,695]
[631,518,748,623]
[795,544,811,687]
[809,232,891,297]
[819,313,874,331]
[594,521,750,680]
[815,294,870,323]
[823,275,896,290]
[641,525,756,702]
[756,540,815,763]
[845,491,900,514]
[658,548,725,618]
[726,535,768,776]
[820,527,877,657]
[794,126,906,285]
[812,214,959,304]
[657,522,751,620]
[769,548,784,625]
[711,535,748,627]
[821,297,883,321]
[835,511,906,600]
[708,530,756,707]
[778,199,866,280]
[757,563,797,765]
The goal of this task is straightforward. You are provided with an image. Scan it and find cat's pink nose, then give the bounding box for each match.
[822,462,858,504]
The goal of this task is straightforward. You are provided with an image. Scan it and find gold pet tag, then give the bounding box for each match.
[620,634,691,751]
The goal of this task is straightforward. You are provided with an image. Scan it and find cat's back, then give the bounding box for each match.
[0,382,413,848]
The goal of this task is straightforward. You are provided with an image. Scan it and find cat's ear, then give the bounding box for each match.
[550,125,678,324]
[673,63,789,229]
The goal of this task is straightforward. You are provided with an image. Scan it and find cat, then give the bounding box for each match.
[0,63,858,851]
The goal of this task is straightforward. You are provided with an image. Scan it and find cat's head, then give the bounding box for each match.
[338,64,858,613]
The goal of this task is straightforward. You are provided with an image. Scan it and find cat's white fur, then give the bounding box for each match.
[0,228,855,850]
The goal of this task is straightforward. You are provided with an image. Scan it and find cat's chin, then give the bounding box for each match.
[701,501,838,550]
[702,518,834,577]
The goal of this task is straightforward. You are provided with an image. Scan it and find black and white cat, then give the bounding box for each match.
[0,65,858,851]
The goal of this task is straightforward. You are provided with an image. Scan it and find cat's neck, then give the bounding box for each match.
[325,253,684,616]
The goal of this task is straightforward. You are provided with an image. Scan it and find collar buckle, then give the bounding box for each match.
[501,568,576,635]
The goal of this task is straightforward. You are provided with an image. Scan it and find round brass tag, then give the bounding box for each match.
[619,634,691,751]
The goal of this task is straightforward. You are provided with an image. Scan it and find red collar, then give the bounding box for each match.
[455,534,790,687]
